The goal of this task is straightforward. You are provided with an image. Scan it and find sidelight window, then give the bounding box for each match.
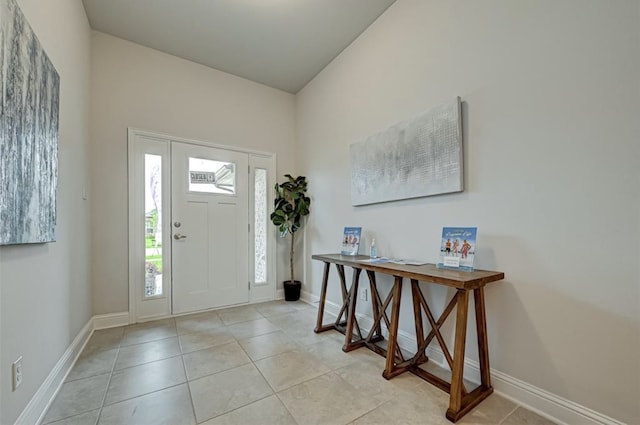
[144,154,163,298]
[254,168,267,284]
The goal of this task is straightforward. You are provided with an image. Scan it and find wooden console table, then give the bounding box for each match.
[312,253,504,423]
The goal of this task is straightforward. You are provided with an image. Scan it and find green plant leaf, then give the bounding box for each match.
[271,174,311,278]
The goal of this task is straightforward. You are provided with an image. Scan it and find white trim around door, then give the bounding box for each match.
[127,128,277,323]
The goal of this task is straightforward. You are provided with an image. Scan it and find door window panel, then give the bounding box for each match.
[188,157,236,194]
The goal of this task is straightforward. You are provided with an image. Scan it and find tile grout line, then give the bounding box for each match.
[497,403,521,425]
[233,314,336,425]
[243,341,308,425]
[179,344,200,424]
[93,337,122,425]
[182,306,298,423]
[41,329,124,425]
[97,321,194,409]
[273,391,301,425]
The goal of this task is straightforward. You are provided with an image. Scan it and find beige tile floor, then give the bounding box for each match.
[42,300,557,425]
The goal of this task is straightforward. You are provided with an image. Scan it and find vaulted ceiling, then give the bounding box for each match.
[82,0,397,93]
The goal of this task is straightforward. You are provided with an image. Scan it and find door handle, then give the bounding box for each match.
[174,233,187,240]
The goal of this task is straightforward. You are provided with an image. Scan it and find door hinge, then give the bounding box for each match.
[248,281,251,290]
[248,165,250,174]
[248,223,250,232]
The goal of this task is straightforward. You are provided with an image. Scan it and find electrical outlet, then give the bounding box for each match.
[12,356,23,391]
[359,287,368,301]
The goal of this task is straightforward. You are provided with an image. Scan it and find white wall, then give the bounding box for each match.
[90,32,297,315]
[0,0,92,422]
[296,1,640,423]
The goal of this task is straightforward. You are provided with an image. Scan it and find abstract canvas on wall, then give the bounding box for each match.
[0,0,60,245]
[350,97,463,206]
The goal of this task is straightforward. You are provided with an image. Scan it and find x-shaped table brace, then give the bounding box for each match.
[311,254,503,423]
[409,279,468,395]
[314,262,388,352]
[314,263,350,335]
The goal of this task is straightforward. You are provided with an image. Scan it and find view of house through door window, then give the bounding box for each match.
[188,157,236,194]
[144,154,163,298]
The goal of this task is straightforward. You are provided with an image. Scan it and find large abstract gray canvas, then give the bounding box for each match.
[350,97,463,206]
[0,0,60,244]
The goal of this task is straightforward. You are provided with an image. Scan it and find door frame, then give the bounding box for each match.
[127,128,277,323]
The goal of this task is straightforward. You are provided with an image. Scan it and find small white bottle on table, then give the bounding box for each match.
[370,238,378,258]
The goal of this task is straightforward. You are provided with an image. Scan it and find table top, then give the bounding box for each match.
[312,253,505,290]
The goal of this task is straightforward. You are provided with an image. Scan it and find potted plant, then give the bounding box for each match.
[270,174,311,301]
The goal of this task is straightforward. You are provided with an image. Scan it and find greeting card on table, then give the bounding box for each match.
[438,227,477,271]
[341,227,362,256]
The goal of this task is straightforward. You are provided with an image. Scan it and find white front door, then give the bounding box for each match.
[171,141,249,314]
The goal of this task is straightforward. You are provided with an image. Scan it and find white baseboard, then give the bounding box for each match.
[250,295,274,304]
[276,288,284,300]
[16,312,129,425]
[314,297,624,425]
[92,312,130,329]
[489,368,626,425]
[14,320,93,425]
[300,289,319,305]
